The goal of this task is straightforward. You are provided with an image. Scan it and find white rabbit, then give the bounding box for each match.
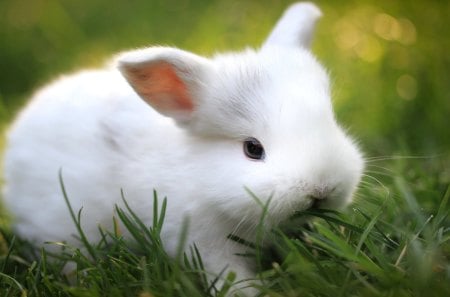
[2,1,363,294]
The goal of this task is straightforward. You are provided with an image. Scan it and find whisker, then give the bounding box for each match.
[365,164,397,174]
[365,154,441,163]
[358,180,377,187]
[361,173,391,195]
[352,192,367,202]
[363,169,395,177]
[230,214,249,238]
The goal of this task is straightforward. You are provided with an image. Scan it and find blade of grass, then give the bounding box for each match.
[0,272,27,296]
[277,230,331,282]
[294,209,366,234]
[307,224,384,277]
[1,235,15,272]
[59,169,97,261]
[394,214,434,267]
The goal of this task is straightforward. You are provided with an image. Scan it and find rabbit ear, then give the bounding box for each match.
[118,47,210,124]
[263,2,322,49]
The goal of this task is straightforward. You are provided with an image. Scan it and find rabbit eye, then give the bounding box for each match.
[243,137,265,160]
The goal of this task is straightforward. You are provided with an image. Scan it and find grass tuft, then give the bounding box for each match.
[1,158,449,296]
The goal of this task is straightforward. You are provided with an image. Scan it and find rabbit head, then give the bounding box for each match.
[117,2,364,227]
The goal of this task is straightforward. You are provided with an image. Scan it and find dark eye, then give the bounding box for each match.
[243,137,265,160]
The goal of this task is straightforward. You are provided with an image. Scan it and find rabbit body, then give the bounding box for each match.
[2,2,364,288]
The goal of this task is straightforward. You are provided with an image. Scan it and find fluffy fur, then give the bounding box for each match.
[2,1,363,292]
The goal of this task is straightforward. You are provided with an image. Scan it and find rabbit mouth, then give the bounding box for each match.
[268,188,342,223]
[309,197,323,210]
[266,194,313,223]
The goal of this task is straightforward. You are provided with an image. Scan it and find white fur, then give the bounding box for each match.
[2,2,363,292]
[264,2,322,48]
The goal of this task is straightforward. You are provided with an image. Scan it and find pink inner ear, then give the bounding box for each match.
[126,62,194,114]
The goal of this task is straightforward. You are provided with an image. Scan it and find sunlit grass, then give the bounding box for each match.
[0,157,449,296]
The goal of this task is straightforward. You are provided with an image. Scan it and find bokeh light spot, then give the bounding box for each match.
[374,13,401,41]
[355,36,384,62]
[397,74,417,100]
[398,18,417,45]
[334,19,361,50]
[374,13,416,45]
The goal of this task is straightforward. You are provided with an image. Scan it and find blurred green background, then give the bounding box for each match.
[0,0,449,157]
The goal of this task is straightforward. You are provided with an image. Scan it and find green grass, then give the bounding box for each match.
[0,156,449,296]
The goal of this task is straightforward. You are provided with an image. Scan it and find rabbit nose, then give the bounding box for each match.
[308,186,332,209]
[311,186,331,199]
